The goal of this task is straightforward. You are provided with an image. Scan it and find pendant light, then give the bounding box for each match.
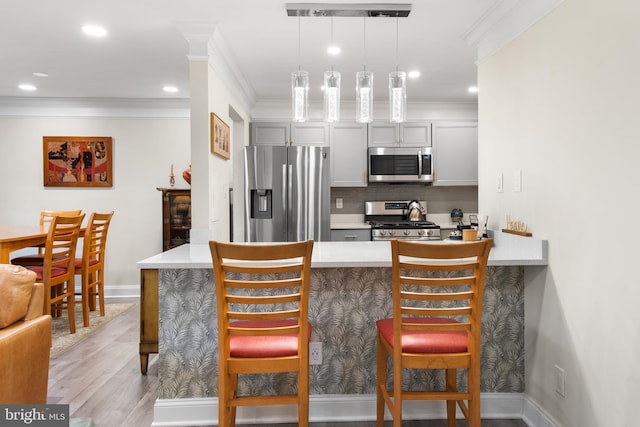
[323,17,340,122]
[389,15,406,123]
[292,14,308,122]
[356,17,373,123]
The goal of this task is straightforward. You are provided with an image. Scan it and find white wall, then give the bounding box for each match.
[0,113,190,293]
[478,0,640,425]
[206,67,250,241]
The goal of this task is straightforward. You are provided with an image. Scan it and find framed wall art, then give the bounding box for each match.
[43,136,113,187]
[211,113,230,159]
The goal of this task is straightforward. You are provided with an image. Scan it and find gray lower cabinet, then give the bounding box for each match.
[432,121,478,186]
[331,229,371,241]
[330,122,368,187]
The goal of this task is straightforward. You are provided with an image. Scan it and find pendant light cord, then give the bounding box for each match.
[297,14,301,71]
[330,16,334,72]
[363,17,367,71]
[395,15,399,72]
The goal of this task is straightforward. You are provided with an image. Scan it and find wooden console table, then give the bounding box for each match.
[139,269,158,374]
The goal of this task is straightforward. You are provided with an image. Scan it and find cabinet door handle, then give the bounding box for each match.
[344,235,358,240]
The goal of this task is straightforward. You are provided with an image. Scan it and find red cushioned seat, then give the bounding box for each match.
[26,266,69,282]
[229,320,312,358]
[74,258,99,269]
[376,317,468,354]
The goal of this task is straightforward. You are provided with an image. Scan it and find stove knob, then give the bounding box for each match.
[418,229,425,236]
[426,229,433,236]
[379,230,386,236]
[403,229,410,236]
[389,230,396,236]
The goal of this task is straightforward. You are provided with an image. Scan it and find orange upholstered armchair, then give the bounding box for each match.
[0,264,52,404]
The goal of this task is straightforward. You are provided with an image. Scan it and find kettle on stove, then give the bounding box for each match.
[406,200,425,221]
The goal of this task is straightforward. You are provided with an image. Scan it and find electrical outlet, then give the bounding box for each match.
[309,342,322,365]
[336,198,343,209]
[554,365,565,397]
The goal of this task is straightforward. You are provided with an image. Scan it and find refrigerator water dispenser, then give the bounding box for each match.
[250,189,272,219]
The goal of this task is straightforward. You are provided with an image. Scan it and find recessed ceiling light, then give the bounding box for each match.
[408,70,420,79]
[82,25,108,37]
[32,72,49,78]
[468,86,479,93]
[327,45,341,55]
[19,84,37,91]
[163,86,179,93]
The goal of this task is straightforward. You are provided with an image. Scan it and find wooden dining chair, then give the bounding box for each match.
[209,240,314,427]
[11,209,83,267]
[25,214,85,334]
[376,239,492,427]
[74,211,114,327]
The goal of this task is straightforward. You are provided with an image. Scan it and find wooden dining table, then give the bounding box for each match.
[0,226,48,264]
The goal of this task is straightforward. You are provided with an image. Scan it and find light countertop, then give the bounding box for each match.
[137,230,548,269]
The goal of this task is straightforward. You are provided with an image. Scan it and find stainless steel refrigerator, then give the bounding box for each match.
[244,145,330,242]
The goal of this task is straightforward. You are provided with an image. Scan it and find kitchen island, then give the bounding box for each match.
[138,231,547,426]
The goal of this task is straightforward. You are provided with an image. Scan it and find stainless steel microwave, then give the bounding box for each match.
[368,147,433,183]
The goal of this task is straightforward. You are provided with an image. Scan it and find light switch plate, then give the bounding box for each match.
[336,198,343,209]
[497,173,503,193]
[514,170,522,192]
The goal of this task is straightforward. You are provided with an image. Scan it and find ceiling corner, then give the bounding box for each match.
[464,0,566,64]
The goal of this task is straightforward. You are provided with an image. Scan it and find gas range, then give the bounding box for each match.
[365,201,441,241]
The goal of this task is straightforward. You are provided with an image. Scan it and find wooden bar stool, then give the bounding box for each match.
[209,240,314,427]
[376,239,492,427]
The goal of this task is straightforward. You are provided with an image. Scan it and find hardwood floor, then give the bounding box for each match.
[47,302,528,427]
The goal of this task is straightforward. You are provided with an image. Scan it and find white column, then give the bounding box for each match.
[177,22,217,243]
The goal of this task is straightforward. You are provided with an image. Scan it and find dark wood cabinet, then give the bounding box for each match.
[157,188,191,251]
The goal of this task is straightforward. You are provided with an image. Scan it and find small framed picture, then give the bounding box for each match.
[43,136,113,187]
[211,113,230,159]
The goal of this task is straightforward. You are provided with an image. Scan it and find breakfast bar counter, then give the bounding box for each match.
[137,230,547,269]
[137,231,547,425]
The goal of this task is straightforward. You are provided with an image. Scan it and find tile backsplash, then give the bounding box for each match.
[330,185,478,216]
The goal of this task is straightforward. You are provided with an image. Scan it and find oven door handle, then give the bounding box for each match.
[417,151,422,179]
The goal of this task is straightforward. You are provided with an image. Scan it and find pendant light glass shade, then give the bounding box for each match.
[356,70,374,123]
[323,70,341,122]
[389,71,406,123]
[291,70,309,122]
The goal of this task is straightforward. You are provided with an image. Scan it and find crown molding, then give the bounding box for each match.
[175,22,256,115]
[207,25,256,114]
[464,0,566,64]
[0,97,190,118]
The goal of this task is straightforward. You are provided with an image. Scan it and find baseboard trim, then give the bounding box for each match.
[104,285,139,299]
[151,393,527,426]
[522,396,560,427]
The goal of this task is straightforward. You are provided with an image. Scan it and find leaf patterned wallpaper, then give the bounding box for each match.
[157,266,524,399]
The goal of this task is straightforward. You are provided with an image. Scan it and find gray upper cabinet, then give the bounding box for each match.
[251,121,328,146]
[368,121,431,147]
[330,122,368,187]
[432,121,478,186]
[250,122,289,146]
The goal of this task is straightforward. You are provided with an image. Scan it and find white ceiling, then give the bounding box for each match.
[0,0,498,107]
